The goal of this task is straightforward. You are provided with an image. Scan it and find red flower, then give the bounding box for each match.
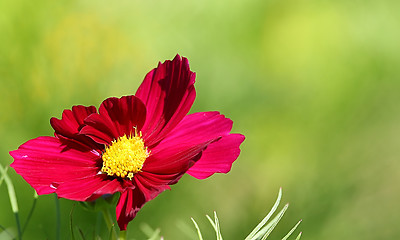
[9,55,245,230]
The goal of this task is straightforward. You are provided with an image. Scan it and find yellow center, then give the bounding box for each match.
[101,131,149,180]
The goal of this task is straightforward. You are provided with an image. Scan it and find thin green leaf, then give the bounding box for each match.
[259,204,289,240]
[190,218,203,240]
[295,232,302,240]
[205,212,223,240]
[282,220,302,240]
[213,212,223,240]
[0,164,18,214]
[206,215,219,239]
[0,163,21,240]
[245,188,282,240]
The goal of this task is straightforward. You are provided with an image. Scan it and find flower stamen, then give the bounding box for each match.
[101,131,149,180]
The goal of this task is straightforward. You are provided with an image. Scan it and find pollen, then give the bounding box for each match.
[101,131,149,180]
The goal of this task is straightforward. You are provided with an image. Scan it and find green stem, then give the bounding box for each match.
[54,195,60,240]
[14,212,22,240]
[101,208,118,240]
[119,230,127,240]
[22,192,38,236]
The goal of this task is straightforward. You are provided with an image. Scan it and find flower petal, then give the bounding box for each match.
[116,175,170,230]
[186,134,245,179]
[116,188,143,230]
[9,136,117,201]
[143,140,208,175]
[135,54,196,147]
[55,175,125,201]
[149,111,244,179]
[159,111,233,144]
[50,105,98,146]
[80,95,147,145]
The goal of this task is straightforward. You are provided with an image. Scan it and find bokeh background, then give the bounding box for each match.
[1,0,400,239]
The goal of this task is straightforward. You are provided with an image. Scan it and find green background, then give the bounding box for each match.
[1,0,400,239]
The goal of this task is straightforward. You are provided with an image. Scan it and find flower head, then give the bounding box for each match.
[9,55,245,230]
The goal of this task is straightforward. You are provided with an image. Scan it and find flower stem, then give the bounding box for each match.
[54,195,60,240]
[119,230,127,240]
[14,212,22,240]
[22,191,38,236]
[101,208,118,240]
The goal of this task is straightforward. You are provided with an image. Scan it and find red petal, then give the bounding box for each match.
[149,111,244,179]
[142,111,233,175]
[50,105,98,146]
[55,175,124,201]
[9,136,119,201]
[159,111,233,145]
[186,134,245,179]
[136,55,196,147]
[116,176,170,230]
[143,140,209,175]
[80,96,147,145]
[116,188,144,230]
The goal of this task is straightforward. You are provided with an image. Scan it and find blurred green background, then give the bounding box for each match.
[1,0,400,239]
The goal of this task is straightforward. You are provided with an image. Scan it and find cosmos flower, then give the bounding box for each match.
[9,55,245,230]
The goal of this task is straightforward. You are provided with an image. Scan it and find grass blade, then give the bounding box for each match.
[295,232,302,240]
